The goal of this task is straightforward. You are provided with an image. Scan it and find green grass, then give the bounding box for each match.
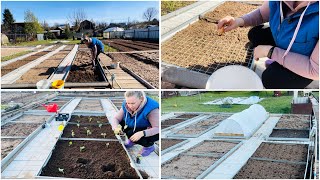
[162,91,292,114]
[161,1,196,16]
[10,40,56,46]
[1,105,9,110]
[104,45,117,52]
[1,50,33,62]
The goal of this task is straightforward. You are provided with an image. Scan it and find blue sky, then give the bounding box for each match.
[1,1,159,25]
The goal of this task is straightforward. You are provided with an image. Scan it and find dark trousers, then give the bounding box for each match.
[248,25,313,89]
[120,120,159,147]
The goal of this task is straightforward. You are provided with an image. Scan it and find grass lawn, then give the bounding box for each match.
[161,1,196,16]
[162,91,293,114]
[1,50,32,62]
[9,39,81,46]
[104,45,117,52]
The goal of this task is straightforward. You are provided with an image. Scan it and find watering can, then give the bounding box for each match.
[51,80,64,89]
[42,103,58,113]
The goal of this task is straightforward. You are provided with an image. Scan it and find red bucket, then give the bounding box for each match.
[42,103,58,113]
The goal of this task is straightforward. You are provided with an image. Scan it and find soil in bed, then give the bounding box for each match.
[69,115,109,124]
[161,138,185,151]
[61,124,115,139]
[269,129,309,138]
[161,2,259,74]
[40,140,140,179]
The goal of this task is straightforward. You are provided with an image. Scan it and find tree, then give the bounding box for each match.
[41,20,49,31]
[143,7,158,22]
[68,9,87,31]
[2,8,15,33]
[24,10,44,37]
[64,23,72,39]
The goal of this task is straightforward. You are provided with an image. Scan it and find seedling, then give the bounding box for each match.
[86,129,92,136]
[71,130,75,137]
[88,117,92,122]
[99,123,103,128]
[77,123,80,128]
[80,146,85,152]
[105,142,110,148]
[101,133,107,138]
[136,155,142,164]
[58,168,64,174]
[69,141,73,146]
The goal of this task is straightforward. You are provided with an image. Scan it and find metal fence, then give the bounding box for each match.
[103,27,159,40]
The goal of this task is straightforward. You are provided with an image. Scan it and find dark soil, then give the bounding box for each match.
[161,119,185,127]
[62,124,115,139]
[103,39,159,52]
[234,159,306,179]
[66,50,105,83]
[40,140,140,179]
[275,115,310,129]
[175,114,199,119]
[161,2,258,73]
[69,115,109,124]
[252,143,308,162]
[1,138,24,159]
[270,129,309,138]
[1,123,41,136]
[161,139,185,151]
[175,125,208,135]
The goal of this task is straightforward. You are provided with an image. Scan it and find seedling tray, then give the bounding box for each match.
[161,139,242,179]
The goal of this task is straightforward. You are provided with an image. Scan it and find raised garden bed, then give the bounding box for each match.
[39,140,140,179]
[66,50,106,83]
[161,118,185,127]
[234,142,308,179]
[10,114,52,123]
[196,114,230,126]
[1,122,43,136]
[75,99,103,111]
[33,101,69,110]
[61,124,115,139]
[69,115,108,124]
[269,129,309,139]
[1,138,24,159]
[162,140,240,178]
[275,115,310,129]
[252,143,308,162]
[175,114,199,119]
[161,138,185,151]
[234,159,306,179]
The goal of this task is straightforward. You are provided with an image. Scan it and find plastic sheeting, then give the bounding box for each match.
[214,104,268,137]
[203,96,264,105]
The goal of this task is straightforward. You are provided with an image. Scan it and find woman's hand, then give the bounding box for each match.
[217,16,244,32]
[254,45,273,60]
[130,131,144,142]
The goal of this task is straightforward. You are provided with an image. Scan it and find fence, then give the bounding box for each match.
[103,26,159,40]
[5,34,36,43]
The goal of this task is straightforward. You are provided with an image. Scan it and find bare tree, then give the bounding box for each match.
[143,7,158,22]
[67,9,87,31]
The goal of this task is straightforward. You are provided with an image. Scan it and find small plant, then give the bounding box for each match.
[88,117,92,122]
[80,146,85,152]
[71,130,75,137]
[69,141,73,146]
[77,123,80,128]
[105,142,110,148]
[101,133,107,138]
[86,129,92,136]
[58,168,64,174]
[99,123,103,128]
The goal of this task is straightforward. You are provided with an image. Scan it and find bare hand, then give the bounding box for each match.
[217,16,244,32]
[130,131,144,142]
[254,45,273,61]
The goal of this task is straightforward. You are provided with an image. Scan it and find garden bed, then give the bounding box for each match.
[275,115,310,129]
[61,124,115,139]
[33,101,69,110]
[269,129,309,139]
[39,140,140,179]
[1,122,42,136]
[66,50,106,83]
[161,2,258,74]
[1,138,24,159]
[175,114,199,119]
[68,115,108,124]
[161,138,185,151]
[10,114,52,123]
[75,99,103,111]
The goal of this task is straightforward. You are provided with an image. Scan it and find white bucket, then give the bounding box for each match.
[36,79,51,89]
[206,65,263,89]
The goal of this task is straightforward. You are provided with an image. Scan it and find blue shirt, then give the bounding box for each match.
[89,38,104,53]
